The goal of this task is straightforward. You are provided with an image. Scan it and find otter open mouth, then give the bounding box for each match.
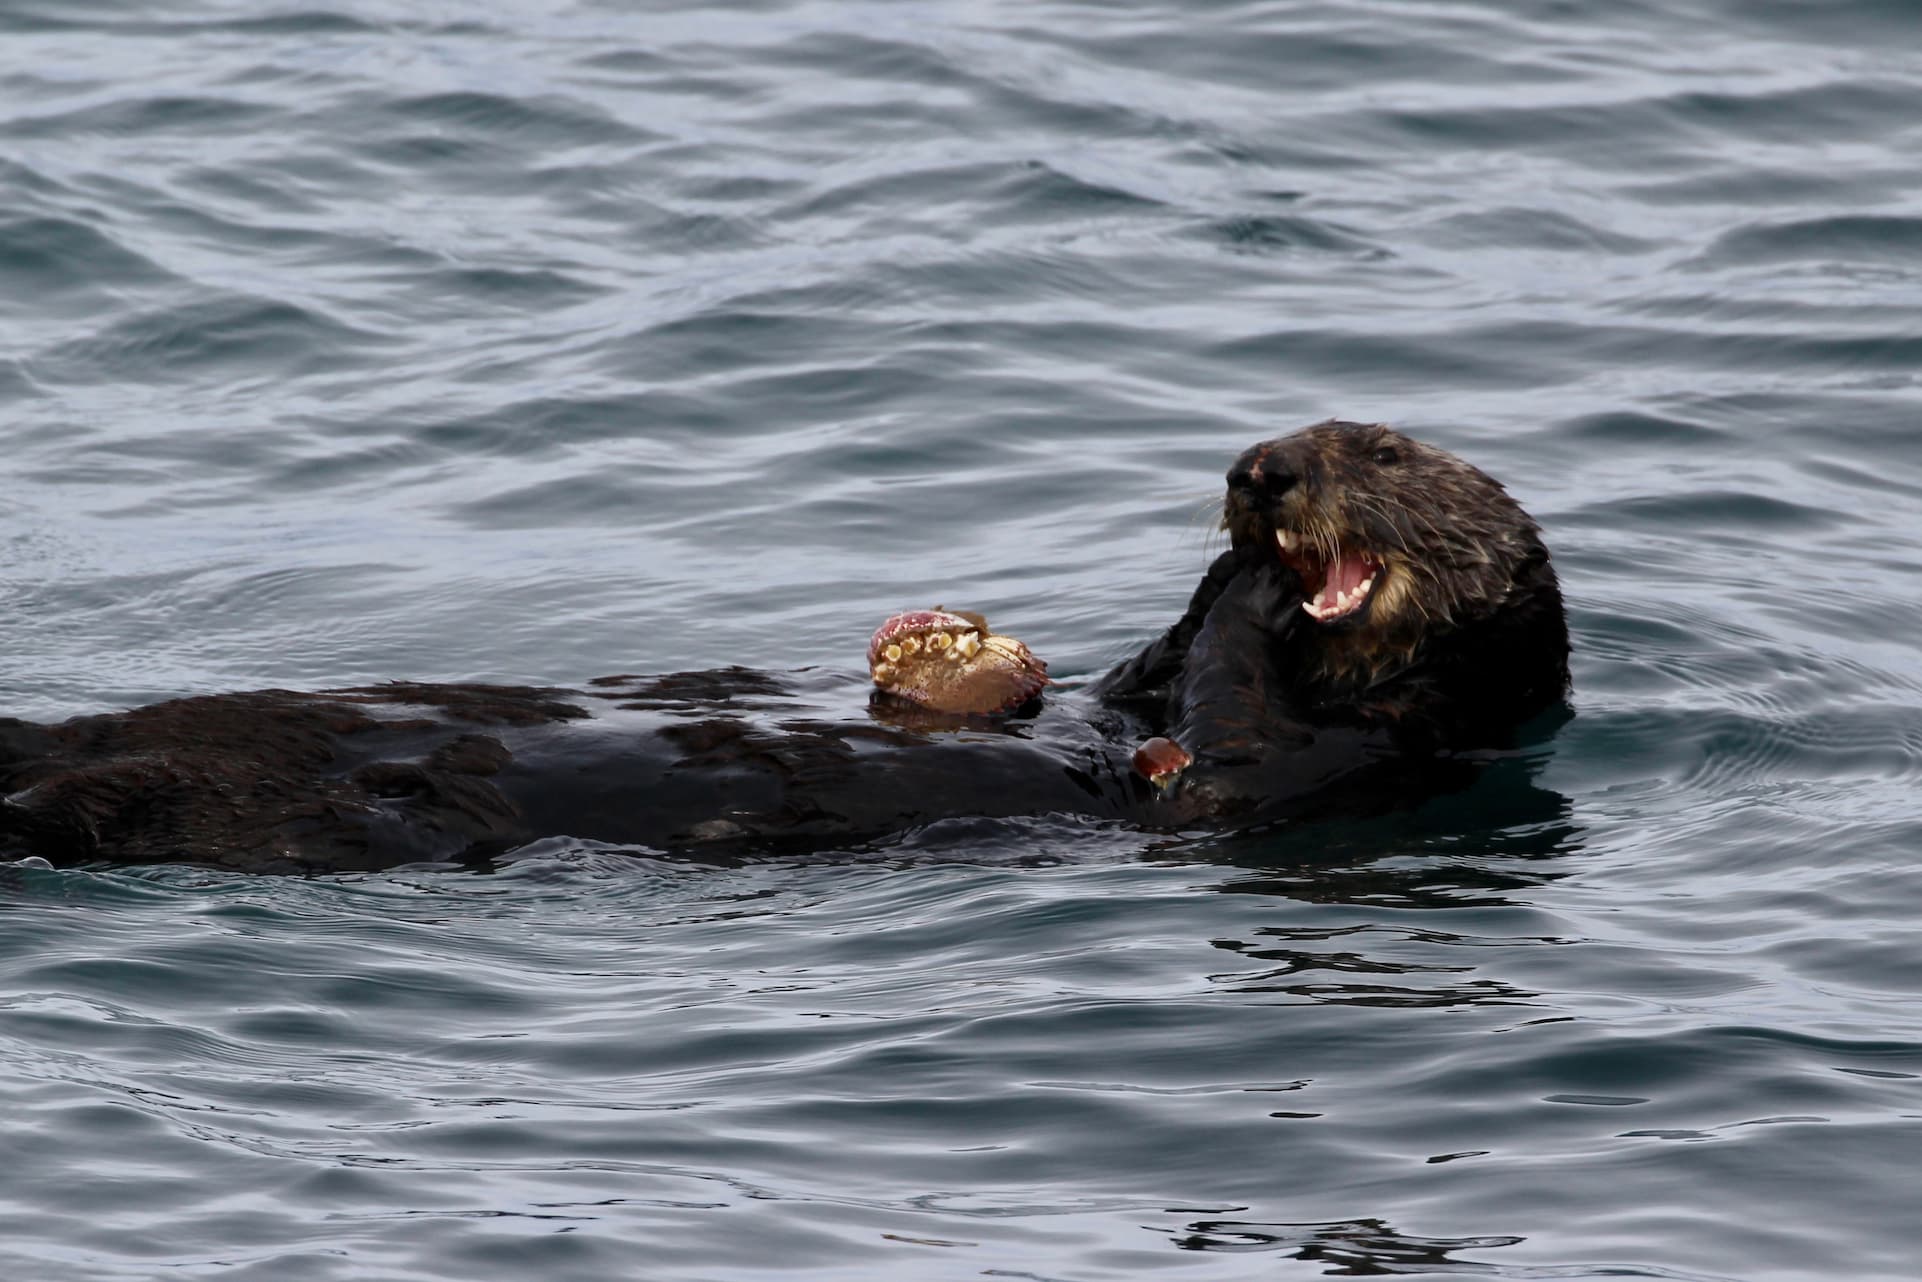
[1274,529,1382,623]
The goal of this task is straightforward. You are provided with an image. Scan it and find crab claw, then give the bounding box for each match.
[1131,736,1192,786]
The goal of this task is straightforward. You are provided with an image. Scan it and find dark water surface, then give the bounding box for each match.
[3,1,1921,1278]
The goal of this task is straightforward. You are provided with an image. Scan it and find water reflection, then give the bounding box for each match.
[1206,923,1547,1009]
[1192,746,1583,907]
[1165,1216,1525,1275]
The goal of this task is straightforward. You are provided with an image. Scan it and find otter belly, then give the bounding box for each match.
[491,671,1137,853]
[0,669,1142,872]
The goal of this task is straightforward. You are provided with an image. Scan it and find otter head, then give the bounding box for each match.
[1223,420,1548,680]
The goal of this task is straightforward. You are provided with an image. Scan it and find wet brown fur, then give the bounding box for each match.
[0,683,591,872]
[1223,420,1556,692]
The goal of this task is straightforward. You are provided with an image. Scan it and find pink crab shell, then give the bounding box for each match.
[867,609,1048,715]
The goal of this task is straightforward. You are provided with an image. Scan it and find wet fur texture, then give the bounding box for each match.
[1094,420,1568,804]
[1222,420,1565,693]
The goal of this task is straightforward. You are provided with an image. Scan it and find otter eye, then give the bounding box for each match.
[1372,445,1400,465]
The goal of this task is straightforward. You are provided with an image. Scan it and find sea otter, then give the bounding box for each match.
[0,421,1567,873]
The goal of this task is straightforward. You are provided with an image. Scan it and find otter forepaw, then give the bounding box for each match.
[1216,547,1304,627]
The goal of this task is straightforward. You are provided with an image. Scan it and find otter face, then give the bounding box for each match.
[1223,421,1541,642]
[868,609,1049,715]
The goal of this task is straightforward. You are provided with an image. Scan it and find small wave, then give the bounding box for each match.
[32,294,392,386]
[0,215,174,299]
[1696,214,1922,269]
[2,94,278,140]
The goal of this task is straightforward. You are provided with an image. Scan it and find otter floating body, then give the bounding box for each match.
[0,422,1567,872]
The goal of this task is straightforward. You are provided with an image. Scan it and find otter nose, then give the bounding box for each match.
[1226,455,1297,498]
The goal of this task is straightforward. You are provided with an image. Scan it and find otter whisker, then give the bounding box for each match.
[1344,491,1446,557]
[1340,494,1421,558]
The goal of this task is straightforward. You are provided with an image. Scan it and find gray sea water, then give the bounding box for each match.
[2,1,1921,1278]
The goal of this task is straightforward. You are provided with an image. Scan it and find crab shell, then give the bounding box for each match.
[868,609,1049,715]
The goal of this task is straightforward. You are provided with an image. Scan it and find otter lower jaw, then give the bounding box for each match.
[1274,529,1382,623]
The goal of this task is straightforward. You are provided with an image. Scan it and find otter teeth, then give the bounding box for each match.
[1303,572,1377,621]
[1275,529,1299,553]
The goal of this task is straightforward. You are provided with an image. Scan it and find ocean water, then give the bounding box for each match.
[2,0,1920,1278]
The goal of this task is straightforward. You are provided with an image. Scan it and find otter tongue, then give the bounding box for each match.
[1314,553,1372,611]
